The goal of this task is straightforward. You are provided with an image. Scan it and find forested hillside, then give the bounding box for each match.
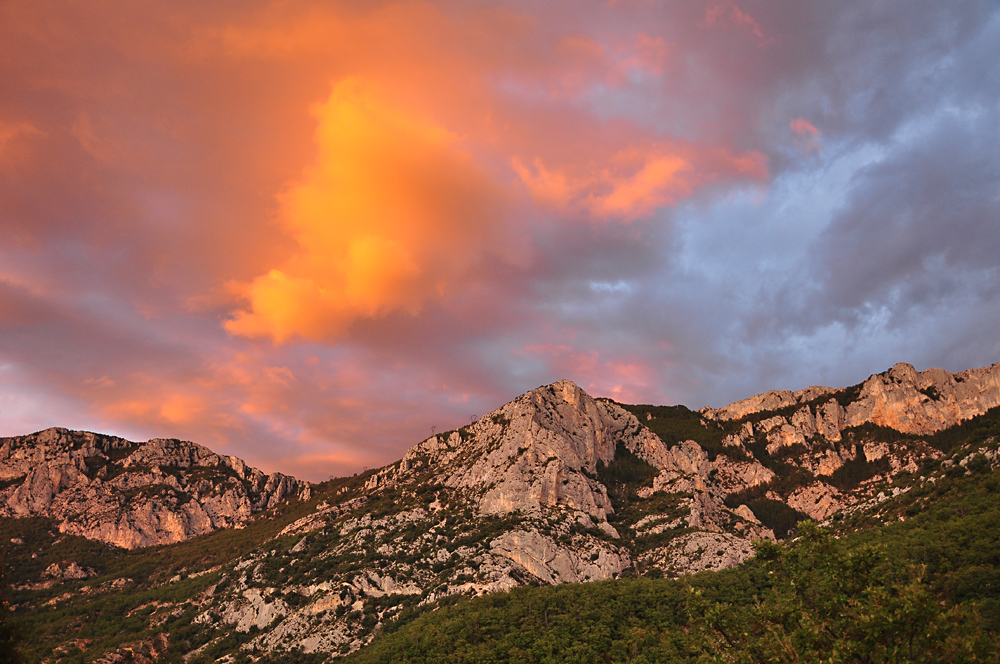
[348,439,1000,663]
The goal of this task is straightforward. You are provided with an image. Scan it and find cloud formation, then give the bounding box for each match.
[226,78,514,342]
[513,142,766,220]
[1,0,998,480]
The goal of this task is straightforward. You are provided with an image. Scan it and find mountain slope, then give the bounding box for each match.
[347,454,1000,663]
[693,362,1000,526]
[2,360,999,662]
[703,361,1000,434]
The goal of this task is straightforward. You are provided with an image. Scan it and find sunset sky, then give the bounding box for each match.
[2,1,998,480]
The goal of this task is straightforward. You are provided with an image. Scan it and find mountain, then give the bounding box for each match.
[0,428,309,549]
[2,360,999,662]
[701,361,1000,433]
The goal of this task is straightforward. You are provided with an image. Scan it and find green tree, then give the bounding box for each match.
[0,552,23,664]
[688,522,993,663]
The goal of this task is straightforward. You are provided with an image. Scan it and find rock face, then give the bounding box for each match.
[692,362,1000,521]
[372,380,776,579]
[703,362,1000,436]
[9,360,1000,662]
[0,428,309,548]
[397,380,642,520]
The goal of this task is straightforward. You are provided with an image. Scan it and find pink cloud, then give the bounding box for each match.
[702,3,774,47]
[0,0,799,479]
[517,343,665,405]
[790,117,822,153]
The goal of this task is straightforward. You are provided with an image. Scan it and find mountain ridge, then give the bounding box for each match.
[3,360,1000,661]
[702,361,1000,433]
[4,360,999,552]
[0,427,309,549]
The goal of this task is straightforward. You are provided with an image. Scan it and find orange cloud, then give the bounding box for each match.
[790,117,822,153]
[103,391,206,427]
[513,144,767,221]
[0,0,819,481]
[0,119,43,173]
[702,4,774,47]
[89,357,302,445]
[225,78,511,343]
[0,120,39,148]
[593,153,692,217]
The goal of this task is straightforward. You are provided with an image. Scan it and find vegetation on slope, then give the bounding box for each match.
[346,574,719,663]
[595,443,659,502]
[690,522,993,663]
[349,452,1000,663]
[6,404,1000,662]
[0,471,380,663]
[612,403,733,461]
[925,405,1000,453]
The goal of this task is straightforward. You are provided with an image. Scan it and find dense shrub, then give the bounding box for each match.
[826,452,891,490]
[743,499,808,540]
[613,402,736,461]
[597,443,659,489]
[689,522,995,663]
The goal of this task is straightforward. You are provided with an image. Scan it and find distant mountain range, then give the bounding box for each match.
[3,360,999,662]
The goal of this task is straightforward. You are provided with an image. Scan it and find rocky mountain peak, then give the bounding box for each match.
[361,379,777,577]
[0,427,309,549]
[703,361,1000,436]
[10,363,1000,661]
[388,379,639,523]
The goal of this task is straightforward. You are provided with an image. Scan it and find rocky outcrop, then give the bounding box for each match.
[700,362,999,488]
[393,382,772,533]
[0,428,310,548]
[703,362,1000,437]
[382,380,781,575]
[13,361,1000,662]
[843,362,1000,434]
[786,482,848,521]
[639,531,761,576]
[489,529,630,584]
[396,380,634,521]
[702,385,837,422]
[45,561,96,580]
[221,588,290,632]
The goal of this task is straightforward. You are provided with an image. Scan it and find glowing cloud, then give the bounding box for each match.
[790,117,822,154]
[11,0,986,483]
[0,119,43,173]
[702,3,774,47]
[226,78,510,343]
[513,144,767,221]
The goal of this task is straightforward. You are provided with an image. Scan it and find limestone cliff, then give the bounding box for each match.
[0,428,309,548]
[8,361,1000,662]
[703,361,1000,435]
[693,361,1000,521]
[369,380,776,580]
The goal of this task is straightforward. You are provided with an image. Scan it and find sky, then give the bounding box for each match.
[1,1,999,481]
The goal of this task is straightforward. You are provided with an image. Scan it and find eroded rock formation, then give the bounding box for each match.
[10,360,1000,661]
[704,362,1000,436]
[0,428,309,548]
